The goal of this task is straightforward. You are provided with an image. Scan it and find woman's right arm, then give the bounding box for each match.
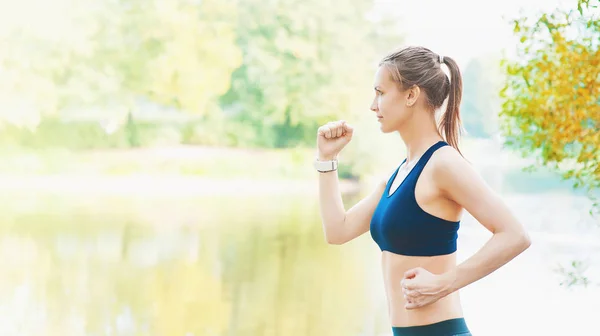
[319,169,387,245]
[315,120,387,245]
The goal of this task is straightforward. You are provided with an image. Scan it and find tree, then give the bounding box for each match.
[220,0,402,148]
[500,0,600,215]
[0,0,242,128]
[73,0,242,117]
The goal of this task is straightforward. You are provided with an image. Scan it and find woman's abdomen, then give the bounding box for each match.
[381,251,464,327]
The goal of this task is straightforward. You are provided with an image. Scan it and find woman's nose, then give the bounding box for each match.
[370,100,378,112]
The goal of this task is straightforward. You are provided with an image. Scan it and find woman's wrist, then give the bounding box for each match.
[439,268,459,296]
[317,153,337,161]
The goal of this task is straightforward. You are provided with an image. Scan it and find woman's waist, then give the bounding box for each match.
[381,251,461,327]
[387,290,463,327]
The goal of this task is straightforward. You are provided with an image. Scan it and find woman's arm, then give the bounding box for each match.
[434,148,531,293]
[316,120,388,245]
[402,147,531,309]
[319,167,387,245]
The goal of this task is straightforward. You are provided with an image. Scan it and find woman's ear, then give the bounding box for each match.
[406,85,420,107]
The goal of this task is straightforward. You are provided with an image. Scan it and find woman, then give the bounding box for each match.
[314,46,531,336]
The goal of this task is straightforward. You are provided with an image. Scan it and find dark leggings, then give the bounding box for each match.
[392,318,471,336]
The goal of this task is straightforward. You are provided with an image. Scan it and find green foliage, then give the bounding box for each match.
[220,0,402,148]
[500,0,600,214]
[0,119,120,150]
[0,0,242,126]
[0,117,189,151]
[555,260,591,288]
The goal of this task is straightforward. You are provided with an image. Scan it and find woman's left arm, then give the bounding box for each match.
[402,148,531,309]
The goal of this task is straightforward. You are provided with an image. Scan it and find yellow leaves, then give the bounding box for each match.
[501,0,600,192]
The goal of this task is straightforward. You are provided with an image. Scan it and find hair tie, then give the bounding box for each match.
[439,55,444,64]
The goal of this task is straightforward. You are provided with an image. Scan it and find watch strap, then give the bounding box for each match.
[314,159,338,172]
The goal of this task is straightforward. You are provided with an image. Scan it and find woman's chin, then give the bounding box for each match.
[379,123,393,134]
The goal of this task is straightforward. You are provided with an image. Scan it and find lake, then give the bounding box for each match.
[0,168,598,336]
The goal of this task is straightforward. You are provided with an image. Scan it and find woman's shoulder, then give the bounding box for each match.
[429,144,482,190]
[430,144,471,170]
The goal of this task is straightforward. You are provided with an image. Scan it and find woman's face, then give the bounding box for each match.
[370,66,417,133]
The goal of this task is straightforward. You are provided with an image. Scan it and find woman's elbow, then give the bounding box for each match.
[515,230,532,252]
[325,234,346,245]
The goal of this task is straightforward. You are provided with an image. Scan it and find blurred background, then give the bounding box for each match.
[0,0,598,335]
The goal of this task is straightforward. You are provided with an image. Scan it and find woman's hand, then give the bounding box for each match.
[316,120,354,160]
[400,267,455,309]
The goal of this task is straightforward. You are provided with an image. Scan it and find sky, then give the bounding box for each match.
[373,0,574,67]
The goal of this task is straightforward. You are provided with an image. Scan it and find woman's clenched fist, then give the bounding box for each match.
[316,120,354,160]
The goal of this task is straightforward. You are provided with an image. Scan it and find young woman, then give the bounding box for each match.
[314,46,531,336]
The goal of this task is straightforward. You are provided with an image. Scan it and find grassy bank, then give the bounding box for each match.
[0,146,317,178]
[0,145,365,196]
[0,139,585,197]
[0,137,486,178]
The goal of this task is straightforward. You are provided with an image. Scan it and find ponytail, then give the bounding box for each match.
[439,56,463,156]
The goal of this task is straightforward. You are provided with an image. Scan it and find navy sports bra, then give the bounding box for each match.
[370,141,460,256]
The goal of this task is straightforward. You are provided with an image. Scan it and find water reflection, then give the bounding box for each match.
[0,188,598,336]
[0,192,373,336]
